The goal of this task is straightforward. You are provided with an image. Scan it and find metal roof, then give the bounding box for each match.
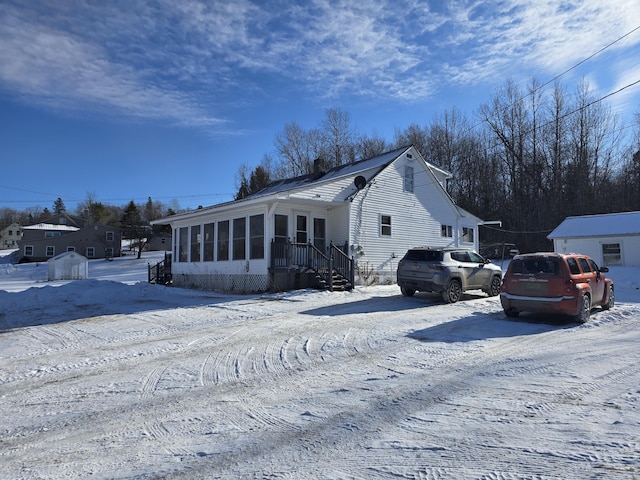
[548,211,640,238]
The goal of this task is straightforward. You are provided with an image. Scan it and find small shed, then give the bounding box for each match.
[47,252,89,281]
[548,211,640,267]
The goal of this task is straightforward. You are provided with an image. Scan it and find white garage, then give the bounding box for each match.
[548,211,640,267]
[48,252,89,281]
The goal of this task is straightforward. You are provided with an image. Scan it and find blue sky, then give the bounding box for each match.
[1,0,639,212]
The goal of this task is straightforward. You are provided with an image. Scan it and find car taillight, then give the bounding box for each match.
[429,265,446,271]
[564,279,574,293]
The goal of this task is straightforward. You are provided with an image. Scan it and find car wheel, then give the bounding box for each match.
[400,286,415,297]
[602,284,614,310]
[574,294,591,324]
[443,279,462,303]
[487,275,501,297]
[504,308,519,318]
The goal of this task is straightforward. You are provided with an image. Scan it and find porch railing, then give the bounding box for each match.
[148,252,172,285]
[270,240,354,291]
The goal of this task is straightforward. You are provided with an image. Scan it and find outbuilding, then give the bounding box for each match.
[548,211,640,267]
[47,251,89,281]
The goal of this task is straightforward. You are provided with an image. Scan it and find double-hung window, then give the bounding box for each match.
[380,215,392,236]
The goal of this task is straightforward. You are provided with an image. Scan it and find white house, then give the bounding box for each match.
[152,145,486,293]
[548,211,640,267]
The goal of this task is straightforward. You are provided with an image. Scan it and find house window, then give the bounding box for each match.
[179,227,188,262]
[296,215,307,243]
[462,227,474,243]
[45,231,61,237]
[249,214,264,259]
[404,165,414,193]
[46,246,55,257]
[441,224,453,238]
[106,231,114,241]
[67,246,75,252]
[380,215,392,236]
[86,247,95,258]
[105,247,114,258]
[314,218,326,252]
[602,243,621,265]
[274,214,288,243]
[217,220,229,261]
[191,225,201,262]
[24,245,34,256]
[203,223,214,261]
[233,217,246,260]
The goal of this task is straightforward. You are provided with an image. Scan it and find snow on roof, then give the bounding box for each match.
[548,211,640,239]
[23,223,80,232]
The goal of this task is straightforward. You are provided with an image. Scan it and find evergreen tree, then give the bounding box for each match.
[121,201,149,259]
[53,198,66,214]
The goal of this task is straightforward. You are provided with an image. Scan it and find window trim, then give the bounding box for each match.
[441,224,453,238]
[462,227,474,243]
[404,165,414,193]
[233,217,247,261]
[249,214,265,260]
[380,214,392,237]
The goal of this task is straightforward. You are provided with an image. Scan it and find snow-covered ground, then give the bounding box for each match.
[1,249,639,479]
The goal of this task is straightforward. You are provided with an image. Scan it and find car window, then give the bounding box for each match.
[405,250,443,261]
[451,251,471,262]
[566,258,581,274]
[512,257,559,275]
[578,257,592,273]
[588,259,600,272]
[468,252,484,263]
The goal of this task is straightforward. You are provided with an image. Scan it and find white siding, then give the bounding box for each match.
[349,153,463,284]
[553,235,640,267]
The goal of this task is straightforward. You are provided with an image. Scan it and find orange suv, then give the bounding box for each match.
[500,252,614,323]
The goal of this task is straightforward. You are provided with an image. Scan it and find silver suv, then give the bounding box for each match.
[397,247,502,303]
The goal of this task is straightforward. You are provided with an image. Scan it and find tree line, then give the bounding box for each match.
[236,78,640,252]
[0,196,174,258]
[2,77,639,255]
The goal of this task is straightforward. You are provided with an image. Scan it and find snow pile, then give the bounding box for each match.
[1,249,639,478]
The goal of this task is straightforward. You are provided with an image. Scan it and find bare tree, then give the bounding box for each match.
[320,107,356,167]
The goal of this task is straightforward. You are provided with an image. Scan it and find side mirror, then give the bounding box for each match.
[600,266,609,273]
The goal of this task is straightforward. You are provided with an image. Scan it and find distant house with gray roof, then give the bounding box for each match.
[19,223,122,263]
[548,211,640,266]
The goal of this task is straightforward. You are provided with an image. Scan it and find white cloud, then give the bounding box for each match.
[0,0,638,125]
[0,3,225,127]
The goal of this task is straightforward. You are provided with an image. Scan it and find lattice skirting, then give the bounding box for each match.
[173,273,270,293]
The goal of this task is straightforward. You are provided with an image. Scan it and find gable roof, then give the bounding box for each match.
[154,145,456,225]
[548,211,640,239]
[244,145,415,200]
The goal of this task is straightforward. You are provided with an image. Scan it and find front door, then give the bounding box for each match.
[294,212,309,266]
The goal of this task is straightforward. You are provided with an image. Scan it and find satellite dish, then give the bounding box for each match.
[354,175,367,190]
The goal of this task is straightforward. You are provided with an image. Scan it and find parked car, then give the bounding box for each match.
[397,247,503,303]
[500,252,614,323]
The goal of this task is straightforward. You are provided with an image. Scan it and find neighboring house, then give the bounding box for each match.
[146,232,172,251]
[19,223,122,263]
[39,212,86,229]
[548,211,640,266]
[0,222,22,249]
[152,145,487,293]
